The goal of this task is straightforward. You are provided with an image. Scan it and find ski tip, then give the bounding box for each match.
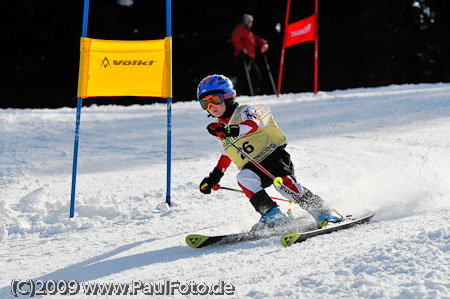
[186,235,209,248]
[359,213,376,222]
[345,213,375,222]
[362,212,376,219]
[280,233,301,247]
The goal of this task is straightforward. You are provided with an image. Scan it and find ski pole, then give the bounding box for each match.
[212,184,294,205]
[263,53,277,94]
[243,57,255,96]
[223,137,302,204]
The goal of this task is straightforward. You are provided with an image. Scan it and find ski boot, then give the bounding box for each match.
[316,209,343,228]
[252,206,290,231]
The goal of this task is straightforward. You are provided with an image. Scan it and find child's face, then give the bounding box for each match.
[208,101,226,118]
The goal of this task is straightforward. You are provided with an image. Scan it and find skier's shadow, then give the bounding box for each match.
[0,230,269,297]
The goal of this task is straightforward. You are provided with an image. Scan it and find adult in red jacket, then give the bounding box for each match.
[231,14,269,96]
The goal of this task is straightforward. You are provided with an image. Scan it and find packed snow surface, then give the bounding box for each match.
[1,83,449,298]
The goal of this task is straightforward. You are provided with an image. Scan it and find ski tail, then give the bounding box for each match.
[186,235,210,248]
[281,213,375,247]
[280,233,302,247]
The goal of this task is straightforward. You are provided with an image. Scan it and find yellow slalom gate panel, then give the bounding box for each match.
[77,37,172,98]
[162,36,172,98]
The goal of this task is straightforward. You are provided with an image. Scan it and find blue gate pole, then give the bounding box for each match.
[70,0,90,217]
[165,0,172,206]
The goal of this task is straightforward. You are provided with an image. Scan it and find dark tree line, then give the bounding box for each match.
[2,0,449,108]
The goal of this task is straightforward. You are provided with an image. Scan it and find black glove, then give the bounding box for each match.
[207,123,239,140]
[199,167,224,194]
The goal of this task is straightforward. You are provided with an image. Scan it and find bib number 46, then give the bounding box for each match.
[240,141,254,159]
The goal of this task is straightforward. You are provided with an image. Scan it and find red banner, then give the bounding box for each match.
[284,14,316,48]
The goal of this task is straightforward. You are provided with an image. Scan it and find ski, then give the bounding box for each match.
[280,213,375,247]
[186,217,313,248]
[186,229,278,249]
[186,214,375,248]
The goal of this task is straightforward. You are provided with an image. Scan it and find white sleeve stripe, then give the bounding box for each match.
[238,124,254,135]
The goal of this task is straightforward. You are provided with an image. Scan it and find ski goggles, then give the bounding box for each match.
[199,94,224,110]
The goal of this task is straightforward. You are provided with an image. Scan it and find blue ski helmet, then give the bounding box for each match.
[196,74,236,101]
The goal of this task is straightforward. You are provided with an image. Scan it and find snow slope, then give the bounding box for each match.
[1,83,449,298]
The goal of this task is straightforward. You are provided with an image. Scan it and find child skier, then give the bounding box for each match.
[197,74,343,229]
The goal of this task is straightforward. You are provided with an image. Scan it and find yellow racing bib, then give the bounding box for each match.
[218,105,287,169]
